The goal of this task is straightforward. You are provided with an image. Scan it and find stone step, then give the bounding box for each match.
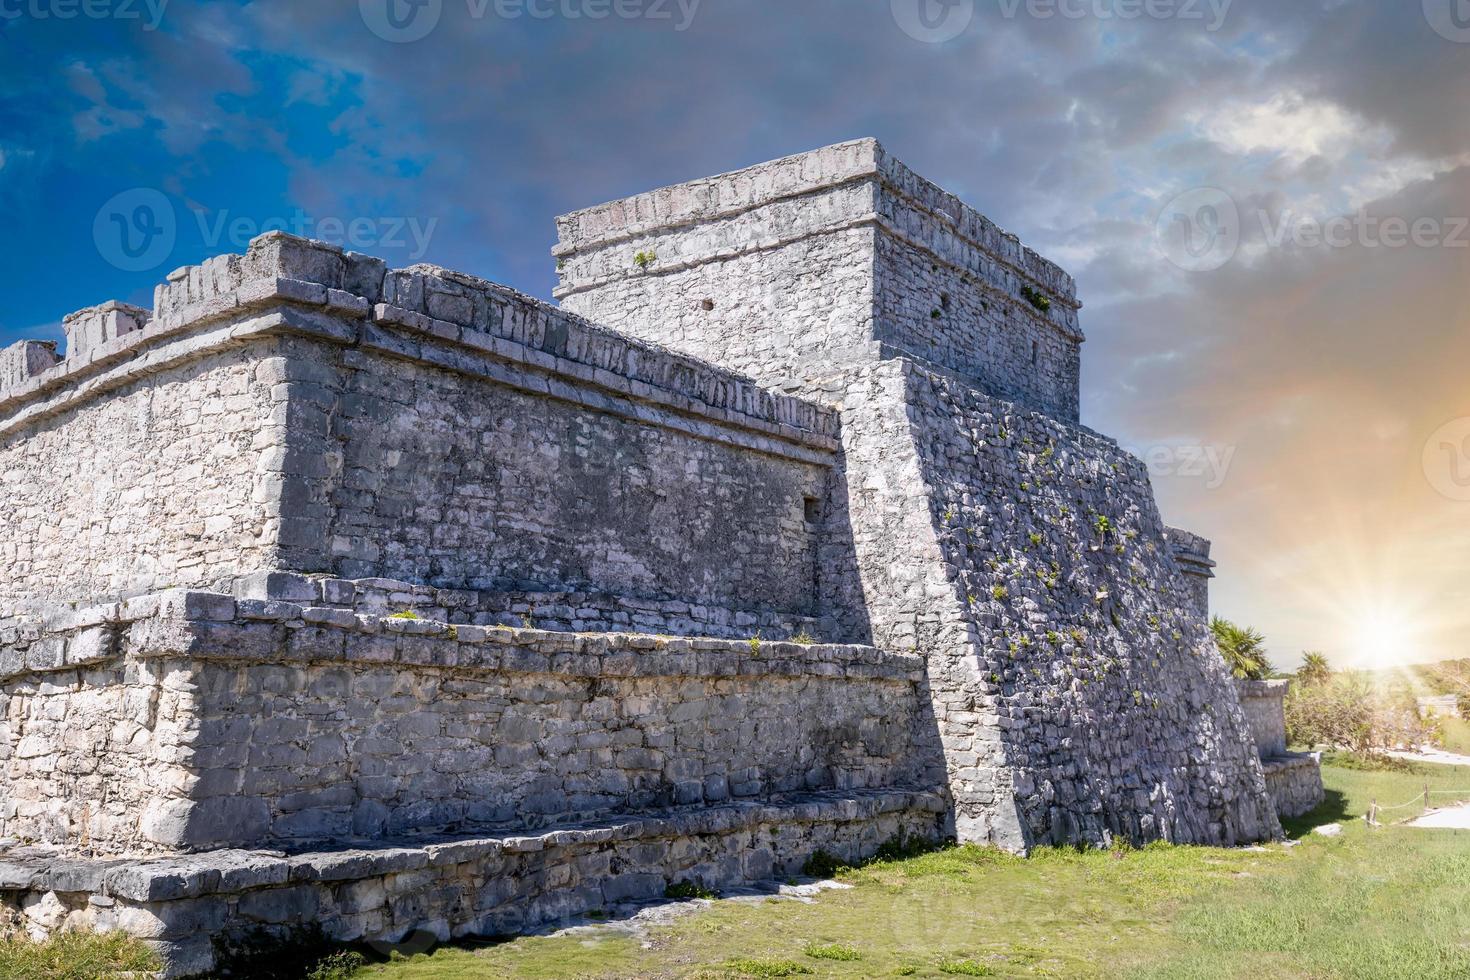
[1,787,947,978]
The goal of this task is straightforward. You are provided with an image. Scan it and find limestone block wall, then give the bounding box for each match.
[0,233,841,636]
[0,342,292,604]
[820,360,1278,848]
[1234,680,1290,757]
[0,590,931,853]
[302,574,822,641]
[554,138,1083,422]
[0,607,195,850]
[1233,680,1324,819]
[1165,527,1216,622]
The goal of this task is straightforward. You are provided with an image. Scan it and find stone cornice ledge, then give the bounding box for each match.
[0,276,839,464]
[0,590,924,686]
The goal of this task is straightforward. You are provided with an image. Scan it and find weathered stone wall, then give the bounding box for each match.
[1261,753,1325,819]
[1234,679,1290,758]
[0,345,286,603]
[855,362,1277,848]
[554,138,1082,422]
[873,232,1080,422]
[0,591,930,853]
[302,574,822,641]
[552,141,1276,850]
[1165,527,1216,622]
[1233,679,1324,819]
[0,608,194,851]
[319,335,827,613]
[1,788,946,977]
[0,232,841,636]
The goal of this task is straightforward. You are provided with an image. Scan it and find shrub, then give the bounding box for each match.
[802,850,844,878]
[306,951,367,980]
[939,959,996,976]
[722,959,814,977]
[804,942,861,961]
[1286,671,1436,759]
[665,880,715,900]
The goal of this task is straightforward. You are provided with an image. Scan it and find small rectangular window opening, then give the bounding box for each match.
[803,496,821,524]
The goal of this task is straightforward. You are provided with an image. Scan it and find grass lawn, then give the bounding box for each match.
[1437,717,1470,756]
[5,758,1469,980]
[352,757,1470,980]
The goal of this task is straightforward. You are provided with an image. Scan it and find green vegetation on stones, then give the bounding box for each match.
[666,880,717,901]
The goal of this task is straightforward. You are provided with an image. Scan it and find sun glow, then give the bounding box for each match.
[1351,607,1421,672]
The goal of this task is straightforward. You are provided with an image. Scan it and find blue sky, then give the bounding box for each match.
[3,0,1469,667]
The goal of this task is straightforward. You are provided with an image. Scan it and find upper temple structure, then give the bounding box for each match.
[0,140,1317,976]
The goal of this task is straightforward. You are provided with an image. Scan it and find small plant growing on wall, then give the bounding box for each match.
[633,250,657,270]
[1021,285,1052,312]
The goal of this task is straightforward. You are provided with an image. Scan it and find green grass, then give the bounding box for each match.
[803,942,860,961]
[1283,751,1470,833]
[349,760,1470,978]
[1437,717,1470,755]
[0,929,158,978]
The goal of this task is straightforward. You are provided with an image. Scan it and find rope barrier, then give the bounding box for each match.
[1366,788,1470,828]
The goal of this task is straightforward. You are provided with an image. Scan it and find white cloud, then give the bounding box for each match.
[1195,92,1363,164]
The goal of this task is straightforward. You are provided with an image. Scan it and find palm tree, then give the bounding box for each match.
[1210,616,1273,680]
[1298,651,1333,686]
